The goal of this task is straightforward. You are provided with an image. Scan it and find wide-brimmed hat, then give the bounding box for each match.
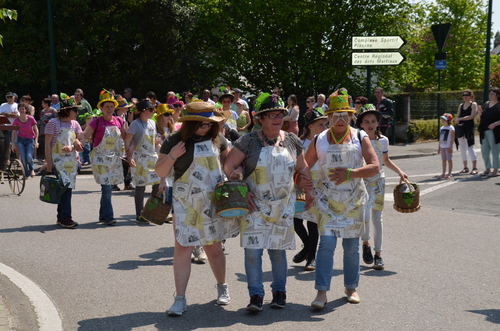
[178,101,224,122]
[116,95,133,109]
[327,90,356,114]
[97,89,118,109]
[58,92,79,112]
[304,108,327,127]
[137,99,154,112]
[356,104,382,128]
[219,93,234,102]
[156,103,174,116]
[214,110,232,121]
[253,93,288,116]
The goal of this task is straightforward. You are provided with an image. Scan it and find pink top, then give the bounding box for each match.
[45,119,82,150]
[88,116,125,148]
[12,116,37,138]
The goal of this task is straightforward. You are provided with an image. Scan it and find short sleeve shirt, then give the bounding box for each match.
[12,116,37,138]
[45,119,82,150]
[89,116,125,147]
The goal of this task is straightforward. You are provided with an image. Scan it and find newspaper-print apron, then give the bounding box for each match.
[51,126,78,189]
[301,136,368,238]
[240,145,296,250]
[173,140,239,246]
[131,121,160,187]
[90,125,124,185]
[364,139,385,211]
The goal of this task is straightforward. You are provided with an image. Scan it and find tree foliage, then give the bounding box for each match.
[0,8,17,46]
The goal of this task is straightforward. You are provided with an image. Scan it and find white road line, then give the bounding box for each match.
[0,263,62,331]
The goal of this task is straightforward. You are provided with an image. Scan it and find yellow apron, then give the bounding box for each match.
[51,126,78,189]
[301,131,368,238]
[240,145,296,250]
[131,120,160,187]
[173,140,239,246]
[90,124,124,185]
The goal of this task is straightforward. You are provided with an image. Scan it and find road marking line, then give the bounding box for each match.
[385,180,456,202]
[0,262,62,331]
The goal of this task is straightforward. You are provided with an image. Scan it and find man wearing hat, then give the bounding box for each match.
[0,92,19,124]
[80,90,127,225]
[125,99,162,224]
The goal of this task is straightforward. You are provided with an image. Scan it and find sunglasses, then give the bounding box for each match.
[163,113,172,117]
[462,94,471,97]
[307,100,314,103]
[199,122,214,129]
[221,99,232,104]
[354,101,363,104]
[173,104,182,108]
[6,96,13,98]
[146,108,155,112]
[265,113,285,119]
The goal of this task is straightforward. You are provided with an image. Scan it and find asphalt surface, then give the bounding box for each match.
[1,138,499,331]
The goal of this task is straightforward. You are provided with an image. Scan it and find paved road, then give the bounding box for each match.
[1,141,499,330]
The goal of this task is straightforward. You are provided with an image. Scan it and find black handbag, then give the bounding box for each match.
[455,124,465,138]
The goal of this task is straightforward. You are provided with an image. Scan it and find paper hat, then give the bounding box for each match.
[156,103,174,116]
[178,101,224,123]
[97,89,118,108]
[327,90,356,114]
[58,92,79,111]
[356,105,382,128]
[253,93,287,116]
[304,108,327,127]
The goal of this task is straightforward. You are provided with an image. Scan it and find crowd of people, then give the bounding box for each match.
[1,85,499,317]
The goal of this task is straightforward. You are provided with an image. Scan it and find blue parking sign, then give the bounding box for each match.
[435,60,447,70]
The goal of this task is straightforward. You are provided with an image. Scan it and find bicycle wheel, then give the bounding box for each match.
[8,159,25,195]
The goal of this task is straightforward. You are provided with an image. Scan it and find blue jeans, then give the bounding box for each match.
[57,188,72,222]
[315,236,360,291]
[481,130,500,169]
[16,136,34,176]
[244,248,287,297]
[99,185,114,221]
[82,142,91,163]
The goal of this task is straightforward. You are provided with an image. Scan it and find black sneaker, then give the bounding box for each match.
[373,255,385,270]
[112,185,120,191]
[246,295,263,312]
[57,218,78,228]
[292,247,309,263]
[104,219,117,226]
[362,244,374,264]
[270,291,286,308]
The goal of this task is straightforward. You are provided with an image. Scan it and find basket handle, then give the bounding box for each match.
[399,178,414,193]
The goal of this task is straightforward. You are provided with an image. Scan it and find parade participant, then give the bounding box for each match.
[303,90,379,307]
[12,103,39,177]
[125,99,161,223]
[235,99,251,134]
[282,94,300,136]
[80,90,126,225]
[155,101,238,316]
[172,101,184,131]
[373,87,393,136]
[357,106,408,270]
[218,93,239,131]
[155,104,175,138]
[293,108,328,271]
[224,93,314,312]
[455,89,478,174]
[44,97,83,228]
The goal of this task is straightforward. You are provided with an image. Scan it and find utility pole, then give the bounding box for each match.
[483,0,493,103]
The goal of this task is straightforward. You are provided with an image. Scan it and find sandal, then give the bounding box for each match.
[459,168,469,173]
[488,170,499,177]
[480,170,491,176]
[445,174,453,179]
[438,174,446,179]
[470,168,478,175]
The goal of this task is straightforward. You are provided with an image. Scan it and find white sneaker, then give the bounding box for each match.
[216,283,230,305]
[193,246,207,264]
[167,295,187,316]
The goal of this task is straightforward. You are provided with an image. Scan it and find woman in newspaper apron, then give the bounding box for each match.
[303,91,379,308]
[224,93,314,311]
[44,101,82,228]
[125,99,161,222]
[356,108,408,270]
[155,101,239,316]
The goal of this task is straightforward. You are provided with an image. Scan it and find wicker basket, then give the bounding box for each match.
[393,179,420,213]
[141,193,171,225]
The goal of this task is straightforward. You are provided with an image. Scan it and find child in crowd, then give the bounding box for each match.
[357,106,408,270]
[438,113,455,179]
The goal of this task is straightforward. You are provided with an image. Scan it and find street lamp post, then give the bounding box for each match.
[47,0,57,93]
[483,0,493,103]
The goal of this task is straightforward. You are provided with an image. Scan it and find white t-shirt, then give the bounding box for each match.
[439,125,454,148]
[0,102,18,123]
[371,135,389,178]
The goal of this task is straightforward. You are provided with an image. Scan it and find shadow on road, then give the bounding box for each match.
[108,247,174,270]
[78,300,335,331]
[466,309,500,325]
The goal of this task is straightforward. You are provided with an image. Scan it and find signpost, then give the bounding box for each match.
[351,35,405,145]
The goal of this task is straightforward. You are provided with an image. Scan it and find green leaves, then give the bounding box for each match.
[0,8,17,46]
